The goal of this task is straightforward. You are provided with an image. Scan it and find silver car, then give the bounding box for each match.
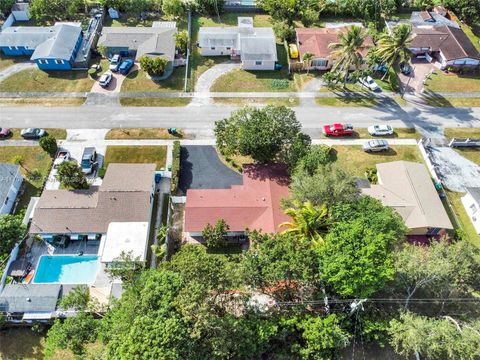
[363,139,389,152]
[368,124,394,136]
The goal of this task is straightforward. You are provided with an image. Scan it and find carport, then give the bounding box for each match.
[178,146,243,195]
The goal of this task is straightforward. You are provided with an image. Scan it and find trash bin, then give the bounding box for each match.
[275,63,283,71]
[155,173,162,184]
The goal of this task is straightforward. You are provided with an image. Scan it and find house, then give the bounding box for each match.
[184,164,290,241]
[11,2,31,21]
[409,10,459,28]
[461,188,480,234]
[361,161,453,236]
[410,25,480,69]
[198,17,278,70]
[0,23,84,70]
[295,26,373,70]
[30,163,156,264]
[97,22,177,65]
[0,163,23,215]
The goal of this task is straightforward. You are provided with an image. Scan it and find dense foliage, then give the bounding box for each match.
[39,135,58,156]
[0,214,26,263]
[30,0,83,22]
[139,56,169,77]
[56,161,89,190]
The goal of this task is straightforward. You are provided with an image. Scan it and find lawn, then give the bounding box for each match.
[8,128,67,140]
[423,96,480,108]
[217,147,254,173]
[444,128,480,138]
[105,128,183,139]
[0,53,31,71]
[0,146,52,213]
[104,145,167,170]
[213,97,300,106]
[0,68,94,92]
[104,13,187,31]
[446,190,480,247]
[121,67,186,92]
[331,145,424,178]
[210,45,294,92]
[315,96,380,107]
[453,148,480,165]
[0,97,86,106]
[424,71,480,93]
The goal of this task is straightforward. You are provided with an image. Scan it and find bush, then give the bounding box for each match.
[365,167,378,184]
[97,167,106,179]
[296,146,332,175]
[39,134,58,156]
[139,56,169,77]
[170,141,181,194]
[270,79,290,89]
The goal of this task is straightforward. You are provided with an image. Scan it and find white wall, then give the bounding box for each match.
[200,46,235,56]
[0,171,23,215]
[242,59,275,70]
[461,193,480,234]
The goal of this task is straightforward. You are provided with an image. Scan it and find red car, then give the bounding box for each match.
[0,127,12,139]
[323,123,354,137]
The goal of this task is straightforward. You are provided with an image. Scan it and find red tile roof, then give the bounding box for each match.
[295,27,373,59]
[184,164,291,233]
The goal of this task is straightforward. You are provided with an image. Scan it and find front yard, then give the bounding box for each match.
[105,128,183,139]
[444,128,480,138]
[104,145,167,170]
[424,71,480,93]
[0,54,30,71]
[453,148,480,165]
[0,146,52,213]
[121,67,185,92]
[331,145,424,178]
[7,128,67,140]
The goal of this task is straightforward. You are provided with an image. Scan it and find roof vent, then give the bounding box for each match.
[26,297,31,302]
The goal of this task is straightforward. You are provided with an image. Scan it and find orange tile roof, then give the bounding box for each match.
[184,164,290,233]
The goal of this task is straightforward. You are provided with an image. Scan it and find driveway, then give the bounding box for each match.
[399,59,436,94]
[90,64,138,94]
[0,62,35,82]
[178,145,243,195]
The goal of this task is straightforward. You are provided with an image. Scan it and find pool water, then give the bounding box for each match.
[33,255,99,284]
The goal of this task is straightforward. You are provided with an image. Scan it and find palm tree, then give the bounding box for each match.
[328,25,368,87]
[302,52,315,75]
[280,201,329,246]
[375,24,413,80]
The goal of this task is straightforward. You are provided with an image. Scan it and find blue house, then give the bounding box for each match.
[0,23,83,70]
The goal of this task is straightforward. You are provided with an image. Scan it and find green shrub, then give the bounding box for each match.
[97,167,106,179]
[39,134,58,156]
[365,167,378,184]
[270,79,289,89]
[170,140,181,194]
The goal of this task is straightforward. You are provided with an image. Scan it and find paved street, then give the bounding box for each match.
[0,104,479,134]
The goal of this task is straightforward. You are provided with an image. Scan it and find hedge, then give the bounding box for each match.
[170,140,181,194]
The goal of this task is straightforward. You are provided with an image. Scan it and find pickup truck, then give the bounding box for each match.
[53,151,71,169]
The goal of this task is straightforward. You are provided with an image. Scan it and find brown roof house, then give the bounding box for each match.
[361,161,453,236]
[30,163,156,264]
[184,164,290,243]
[295,26,373,70]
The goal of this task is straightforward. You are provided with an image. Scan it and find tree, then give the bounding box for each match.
[394,239,480,310]
[0,214,26,262]
[105,250,144,283]
[215,106,310,167]
[30,0,82,22]
[375,24,412,82]
[139,55,169,76]
[11,155,28,173]
[0,0,15,16]
[443,0,480,25]
[44,312,99,358]
[328,25,368,86]
[388,312,480,360]
[175,30,189,54]
[260,0,297,24]
[56,161,88,189]
[281,200,329,247]
[320,196,407,298]
[99,0,130,11]
[58,285,90,311]
[301,7,319,27]
[302,52,315,74]
[162,0,186,18]
[194,0,224,16]
[295,145,332,176]
[272,20,295,42]
[39,134,58,156]
[299,314,350,359]
[202,219,229,248]
[290,163,359,207]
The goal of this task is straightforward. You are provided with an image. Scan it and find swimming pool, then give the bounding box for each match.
[33,255,99,284]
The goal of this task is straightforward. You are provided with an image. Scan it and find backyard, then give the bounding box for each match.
[0,146,52,213]
[446,190,480,247]
[104,145,167,170]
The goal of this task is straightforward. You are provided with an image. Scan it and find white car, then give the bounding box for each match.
[99,72,113,88]
[359,76,380,92]
[53,151,71,169]
[368,124,394,136]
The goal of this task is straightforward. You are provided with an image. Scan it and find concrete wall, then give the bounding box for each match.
[242,59,275,70]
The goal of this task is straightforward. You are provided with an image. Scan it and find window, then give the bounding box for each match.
[4,197,9,205]
[226,47,231,50]
[38,59,48,65]
[312,59,328,67]
[255,60,263,66]
[55,59,64,65]
[470,203,478,214]
[211,47,216,50]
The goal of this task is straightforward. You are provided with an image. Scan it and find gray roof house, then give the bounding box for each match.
[97,22,177,60]
[198,17,277,70]
[410,10,459,28]
[0,163,23,215]
[30,24,83,61]
[361,161,453,236]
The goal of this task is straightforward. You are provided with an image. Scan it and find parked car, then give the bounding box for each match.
[0,127,12,139]
[400,63,413,76]
[53,151,71,169]
[109,54,122,72]
[99,72,113,88]
[21,128,46,139]
[289,44,299,59]
[359,76,380,92]
[363,139,390,152]
[368,124,394,136]
[119,59,134,75]
[81,147,97,174]
[323,123,354,137]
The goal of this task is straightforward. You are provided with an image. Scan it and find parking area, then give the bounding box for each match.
[45,144,106,190]
[178,146,243,195]
[90,62,138,94]
[399,59,436,94]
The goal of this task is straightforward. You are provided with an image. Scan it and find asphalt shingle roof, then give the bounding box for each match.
[0,284,61,313]
[0,163,20,208]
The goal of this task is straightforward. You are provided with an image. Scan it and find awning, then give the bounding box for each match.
[22,312,53,320]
